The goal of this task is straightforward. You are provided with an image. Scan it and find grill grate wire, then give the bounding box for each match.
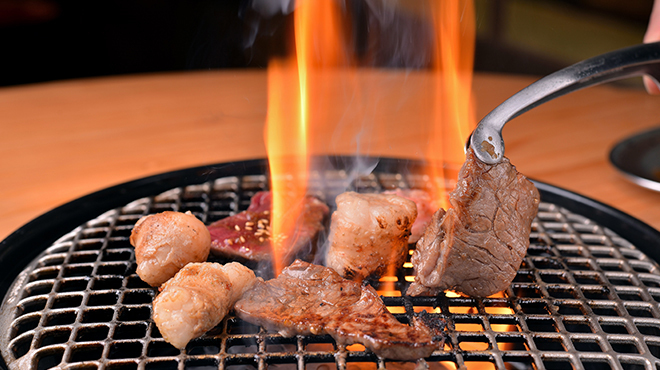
[2,170,660,370]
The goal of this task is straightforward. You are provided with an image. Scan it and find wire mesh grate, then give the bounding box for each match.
[1,169,660,370]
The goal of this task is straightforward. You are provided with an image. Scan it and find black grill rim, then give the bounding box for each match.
[1,156,659,370]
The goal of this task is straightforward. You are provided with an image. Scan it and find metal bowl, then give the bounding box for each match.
[610,126,660,192]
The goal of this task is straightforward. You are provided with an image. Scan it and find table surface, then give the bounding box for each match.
[1,70,659,243]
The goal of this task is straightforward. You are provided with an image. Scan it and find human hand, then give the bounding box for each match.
[644,0,660,94]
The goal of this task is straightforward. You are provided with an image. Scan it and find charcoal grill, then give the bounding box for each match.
[2,157,660,370]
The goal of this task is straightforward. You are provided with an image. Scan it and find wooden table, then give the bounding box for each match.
[1,70,659,242]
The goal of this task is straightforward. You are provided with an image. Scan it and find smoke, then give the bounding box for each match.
[308,155,380,268]
[250,0,296,17]
[241,0,442,269]
[240,0,435,69]
[359,0,435,68]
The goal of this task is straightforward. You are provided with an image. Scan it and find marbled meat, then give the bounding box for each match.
[207,191,329,261]
[234,260,444,360]
[408,147,540,297]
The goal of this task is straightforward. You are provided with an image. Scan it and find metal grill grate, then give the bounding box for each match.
[2,169,660,370]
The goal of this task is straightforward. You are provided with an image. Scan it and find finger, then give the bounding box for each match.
[643,76,660,95]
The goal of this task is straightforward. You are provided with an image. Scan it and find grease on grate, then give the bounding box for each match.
[2,172,660,370]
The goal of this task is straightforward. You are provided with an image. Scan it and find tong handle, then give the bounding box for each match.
[469,41,660,164]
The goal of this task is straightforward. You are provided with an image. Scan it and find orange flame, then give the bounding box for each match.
[265,59,308,277]
[266,0,347,276]
[427,0,477,209]
[266,0,476,275]
[295,0,348,69]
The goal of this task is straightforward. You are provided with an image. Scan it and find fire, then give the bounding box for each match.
[263,2,494,366]
[265,59,308,277]
[265,0,347,276]
[266,0,476,275]
[294,0,348,69]
[427,0,477,208]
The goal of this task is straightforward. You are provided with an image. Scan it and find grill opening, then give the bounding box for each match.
[2,162,660,370]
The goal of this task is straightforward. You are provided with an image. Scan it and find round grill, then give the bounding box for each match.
[1,158,660,370]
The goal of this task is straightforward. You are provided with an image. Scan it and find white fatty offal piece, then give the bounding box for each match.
[326,192,417,281]
[153,262,258,349]
[130,211,211,287]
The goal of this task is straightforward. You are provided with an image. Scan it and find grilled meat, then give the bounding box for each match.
[207,191,271,261]
[234,260,443,360]
[153,262,258,349]
[130,211,211,287]
[408,148,540,297]
[325,192,416,281]
[207,191,329,262]
[383,189,436,243]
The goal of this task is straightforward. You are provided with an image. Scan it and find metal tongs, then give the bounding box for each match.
[468,41,660,165]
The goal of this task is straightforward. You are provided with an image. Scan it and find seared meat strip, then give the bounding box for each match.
[408,148,540,297]
[325,192,416,281]
[234,260,443,360]
[207,191,329,261]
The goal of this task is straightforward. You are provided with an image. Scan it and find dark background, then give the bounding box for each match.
[0,0,654,87]
[0,0,272,86]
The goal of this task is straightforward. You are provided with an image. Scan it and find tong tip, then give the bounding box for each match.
[467,128,504,165]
